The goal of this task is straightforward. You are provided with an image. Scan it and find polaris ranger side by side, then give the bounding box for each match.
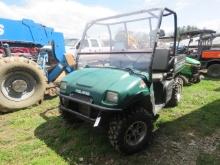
[59,8,185,154]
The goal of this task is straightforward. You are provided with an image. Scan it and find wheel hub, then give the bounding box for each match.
[11,80,28,93]
[125,121,147,146]
[1,71,36,102]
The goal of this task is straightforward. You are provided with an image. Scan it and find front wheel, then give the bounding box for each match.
[193,74,202,84]
[179,75,189,86]
[108,107,153,154]
[167,78,182,107]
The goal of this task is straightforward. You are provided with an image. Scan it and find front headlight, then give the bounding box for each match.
[106,91,119,104]
[60,82,67,91]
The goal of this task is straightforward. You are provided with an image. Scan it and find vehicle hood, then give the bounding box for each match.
[61,67,150,107]
[186,57,201,65]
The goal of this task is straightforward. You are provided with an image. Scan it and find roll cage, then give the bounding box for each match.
[178,29,220,56]
[76,8,177,79]
[178,29,216,50]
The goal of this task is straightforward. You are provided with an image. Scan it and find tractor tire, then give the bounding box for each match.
[0,57,47,112]
[167,78,182,107]
[207,64,220,78]
[108,107,153,154]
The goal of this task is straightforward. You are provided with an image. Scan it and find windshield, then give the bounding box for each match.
[77,9,173,72]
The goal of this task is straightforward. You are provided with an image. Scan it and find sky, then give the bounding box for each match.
[1,0,220,38]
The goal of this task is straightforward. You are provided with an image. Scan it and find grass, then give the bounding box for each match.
[0,79,220,165]
[197,153,220,165]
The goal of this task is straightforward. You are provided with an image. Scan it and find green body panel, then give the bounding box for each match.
[180,57,201,77]
[61,68,151,108]
[186,57,200,65]
[181,65,192,76]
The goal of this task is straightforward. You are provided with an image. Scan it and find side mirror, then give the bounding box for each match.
[159,29,165,38]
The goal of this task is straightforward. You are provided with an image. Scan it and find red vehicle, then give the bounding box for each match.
[0,41,40,60]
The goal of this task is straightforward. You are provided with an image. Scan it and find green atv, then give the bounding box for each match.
[179,57,202,86]
[59,8,185,154]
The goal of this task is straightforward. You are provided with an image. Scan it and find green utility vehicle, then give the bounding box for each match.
[179,57,202,85]
[177,33,203,85]
[59,8,185,154]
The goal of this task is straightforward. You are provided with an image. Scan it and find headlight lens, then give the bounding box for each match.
[60,82,67,91]
[106,91,119,103]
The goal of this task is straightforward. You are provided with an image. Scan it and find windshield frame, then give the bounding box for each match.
[76,8,177,78]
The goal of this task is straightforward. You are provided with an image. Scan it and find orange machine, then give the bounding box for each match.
[202,50,220,59]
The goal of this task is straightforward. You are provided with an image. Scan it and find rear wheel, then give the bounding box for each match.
[0,57,47,112]
[167,78,182,107]
[108,107,153,154]
[207,64,220,78]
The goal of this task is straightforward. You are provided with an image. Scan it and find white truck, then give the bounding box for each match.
[65,38,109,55]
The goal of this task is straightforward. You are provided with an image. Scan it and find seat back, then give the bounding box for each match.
[152,49,170,72]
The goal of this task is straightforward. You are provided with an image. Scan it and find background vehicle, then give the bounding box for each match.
[160,38,202,86]
[64,38,79,54]
[177,39,202,85]
[178,57,202,85]
[0,44,40,59]
[0,18,75,112]
[179,29,220,78]
[65,38,109,55]
[59,8,185,154]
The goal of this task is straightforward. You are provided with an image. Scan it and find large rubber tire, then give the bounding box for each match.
[0,57,47,112]
[167,78,182,107]
[207,64,220,78]
[108,107,153,154]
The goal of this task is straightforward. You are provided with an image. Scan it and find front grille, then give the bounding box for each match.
[78,104,91,116]
[70,92,93,103]
[60,93,99,119]
[192,65,200,74]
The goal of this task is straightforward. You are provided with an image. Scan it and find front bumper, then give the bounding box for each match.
[59,93,122,124]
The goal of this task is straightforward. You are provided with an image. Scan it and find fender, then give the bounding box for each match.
[201,59,220,68]
[122,92,154,115]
